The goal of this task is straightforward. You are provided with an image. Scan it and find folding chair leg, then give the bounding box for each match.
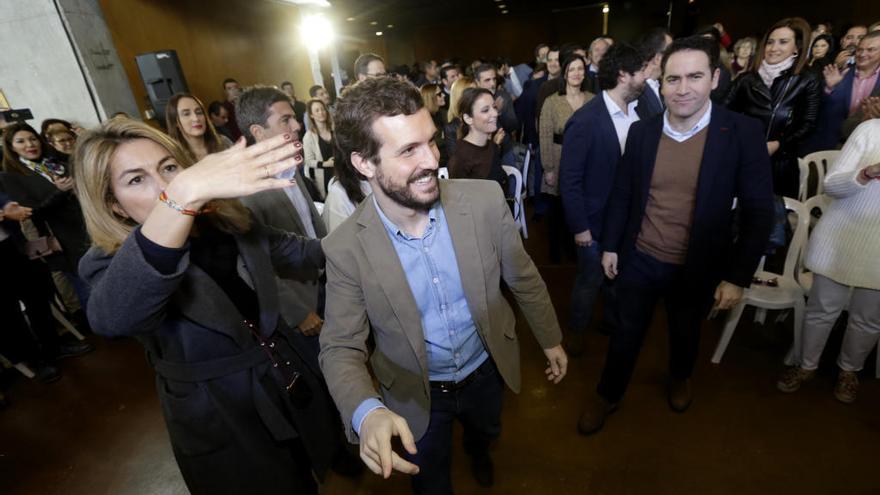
[875,339,880,380]
[52,305,85,341]
[784,299,806,366]
[712,302,747,364]
[0,354,36,379]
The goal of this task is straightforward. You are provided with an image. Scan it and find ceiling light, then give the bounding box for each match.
[346,17,355,21]
[370,21,378,25]
[387,24,394,28]
[498,3,506,7]
[602,5,610,13]
[300,13,334,49]
[376,31,383,36]
[501,9,508,14]
[281,0,330,6]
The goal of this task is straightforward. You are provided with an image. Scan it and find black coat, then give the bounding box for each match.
[723,69,821,154]
[603,105,775,289]
[0,169,90,272]
[79,225,338,494]
[723,69,821,196]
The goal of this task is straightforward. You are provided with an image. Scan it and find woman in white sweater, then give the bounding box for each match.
[777,119,880,403]
[302,99,335,198]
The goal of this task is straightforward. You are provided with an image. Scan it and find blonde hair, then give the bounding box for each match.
[446,76,476,123]
[72,117,251,254]
[420,83,440,114]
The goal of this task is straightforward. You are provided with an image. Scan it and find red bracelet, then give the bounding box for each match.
[159,191,205,216]
[862,168,876,182]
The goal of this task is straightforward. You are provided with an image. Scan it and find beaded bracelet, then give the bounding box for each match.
[158,191,205,216]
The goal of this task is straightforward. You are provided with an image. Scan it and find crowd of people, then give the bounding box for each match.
[1,13,879,495]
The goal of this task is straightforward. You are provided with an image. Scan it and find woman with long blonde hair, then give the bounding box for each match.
[74,117,341,494]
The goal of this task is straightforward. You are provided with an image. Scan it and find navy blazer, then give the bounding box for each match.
[559,94,652,240]
[602,105,775,288]
[637,85,664,119]
[808,68,880,153]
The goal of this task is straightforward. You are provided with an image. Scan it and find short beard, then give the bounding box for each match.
[375,166,439,212]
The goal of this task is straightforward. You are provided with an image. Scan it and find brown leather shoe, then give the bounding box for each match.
[577,394,617,436]
[667,378,692,413]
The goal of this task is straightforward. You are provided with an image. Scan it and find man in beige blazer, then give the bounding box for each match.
[319,77,567,494]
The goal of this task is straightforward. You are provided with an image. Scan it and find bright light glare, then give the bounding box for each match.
[300,14,334,49]
[602,5,610,13]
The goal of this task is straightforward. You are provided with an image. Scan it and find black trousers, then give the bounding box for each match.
[404,358,504,495]
[597,250,714,403]
[0,238,59,363]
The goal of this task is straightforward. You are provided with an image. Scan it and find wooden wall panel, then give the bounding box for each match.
[98,0,315,120]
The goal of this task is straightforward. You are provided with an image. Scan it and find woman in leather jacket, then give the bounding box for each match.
[724,17,821,198]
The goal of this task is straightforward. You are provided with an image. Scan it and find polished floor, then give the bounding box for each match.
[1,212,877,495]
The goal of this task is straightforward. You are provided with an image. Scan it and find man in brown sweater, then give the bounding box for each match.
[578,36,775,435]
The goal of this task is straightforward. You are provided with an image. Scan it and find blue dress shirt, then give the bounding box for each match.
[351,198,489,435]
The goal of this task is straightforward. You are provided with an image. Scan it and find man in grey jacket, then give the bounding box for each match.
[236,86,326,337]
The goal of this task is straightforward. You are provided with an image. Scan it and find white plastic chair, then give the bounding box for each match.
[438,167,449,180]
[711,197,810,365]
[799,150,839,199]
[313,201,324,215]
[796,195,831,293]
[521,147,532,198]
[502,165,527,238]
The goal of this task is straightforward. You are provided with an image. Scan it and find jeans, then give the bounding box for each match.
[569,242,618,333]
[596,250,713,403]
[404,359,504,495]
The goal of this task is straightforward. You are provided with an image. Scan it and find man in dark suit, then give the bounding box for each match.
[636,28,674,119]
[235,86,327,338]
[585,37,611,94]
[559,42,651,354]
[319,77,567,494]
[579,36,775,435]
[809,31,880,152]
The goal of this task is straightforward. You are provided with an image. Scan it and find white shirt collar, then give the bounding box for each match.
[602,90,639,117]
[662,102,712,142]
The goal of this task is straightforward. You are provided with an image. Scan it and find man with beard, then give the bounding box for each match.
[319,77,567,494]
[559,42,651,355]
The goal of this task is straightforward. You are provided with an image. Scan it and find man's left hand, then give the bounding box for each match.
[543,345,568,384]
[713,281,744,310]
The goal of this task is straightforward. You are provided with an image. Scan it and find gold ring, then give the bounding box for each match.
[264,166,270,179]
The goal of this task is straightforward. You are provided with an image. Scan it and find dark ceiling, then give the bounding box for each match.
[321,0,611,36]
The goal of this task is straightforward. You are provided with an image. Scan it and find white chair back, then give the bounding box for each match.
[800,150,840,198]
[521,147,531,197]
[796,194,830,292]
[780,197,810,280]
[502,165,526,237]
[438,167,449,179]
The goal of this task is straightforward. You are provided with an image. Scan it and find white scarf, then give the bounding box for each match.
[758,55,796,88]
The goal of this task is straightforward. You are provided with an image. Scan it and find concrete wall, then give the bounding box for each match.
[0,0,118,128]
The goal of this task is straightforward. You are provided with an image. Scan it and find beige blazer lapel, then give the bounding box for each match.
[440,182,490,331]
[355,200,429,373]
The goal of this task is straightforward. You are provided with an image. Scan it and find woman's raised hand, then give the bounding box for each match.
[166,133,302,209]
